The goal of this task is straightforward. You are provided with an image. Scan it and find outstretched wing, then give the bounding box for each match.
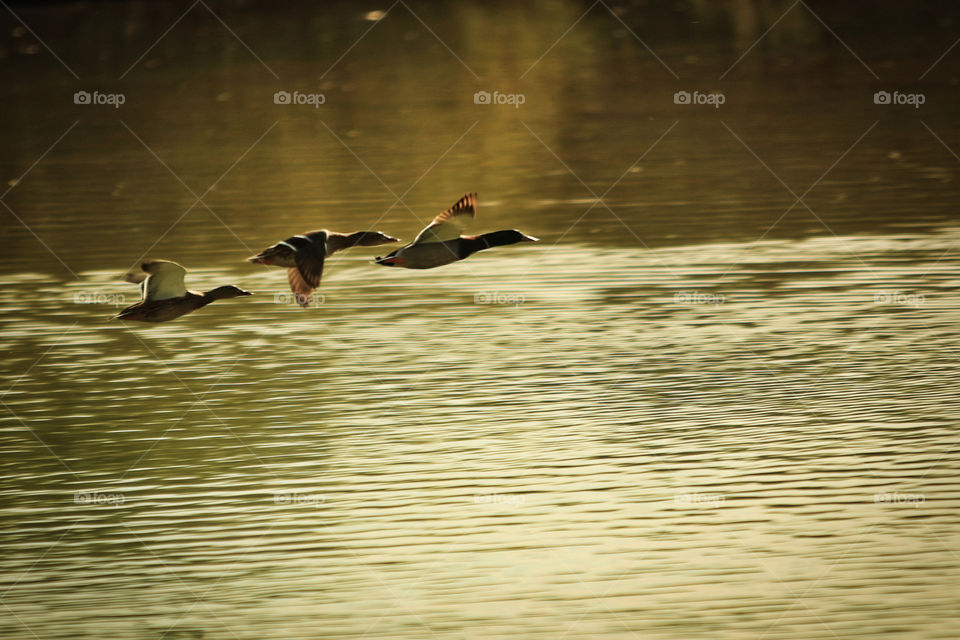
[412,193,476,245]
[142,260,187,301]
[286,233,326,306]
[123,270,148,301]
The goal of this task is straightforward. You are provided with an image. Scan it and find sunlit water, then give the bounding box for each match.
[2,1,960,638]
[2,229,959,639]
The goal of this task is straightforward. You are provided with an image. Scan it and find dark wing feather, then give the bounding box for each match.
[412,193,477,245]
[432,192,476,225]
[286,233,326,306]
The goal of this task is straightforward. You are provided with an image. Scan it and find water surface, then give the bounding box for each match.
[1,1,959,638]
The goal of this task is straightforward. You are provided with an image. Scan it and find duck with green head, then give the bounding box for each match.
[374,193,538,269]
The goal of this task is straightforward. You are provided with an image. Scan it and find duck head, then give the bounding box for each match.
[483,230,539,246]
[205,285,253,300]
[352,231,401,246]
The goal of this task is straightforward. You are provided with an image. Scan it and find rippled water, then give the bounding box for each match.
[2,1,960,638]
[3,231,960,639]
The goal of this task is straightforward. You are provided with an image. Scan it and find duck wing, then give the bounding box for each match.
[123,270,148,301]
[412,193,476,245]
[286,233,326,306]
[142,259,187,301]
[249,230,330,267]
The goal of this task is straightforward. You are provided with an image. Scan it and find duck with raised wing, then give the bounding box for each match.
[247,230,398,306]
[114,259,252,323]
[374,193,537,269]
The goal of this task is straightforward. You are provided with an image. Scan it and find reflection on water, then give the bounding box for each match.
[2,0,960,638]
[3,231,960,639]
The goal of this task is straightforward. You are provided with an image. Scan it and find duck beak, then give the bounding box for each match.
[247,256,272,265]
[522,234,539,242]
[375,256,402,266]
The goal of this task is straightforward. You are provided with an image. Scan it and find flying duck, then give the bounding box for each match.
[114,259,252,322]
[374,193,537,269]
[247,230,398,306]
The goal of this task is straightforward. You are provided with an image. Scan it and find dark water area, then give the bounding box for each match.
[1,1,959,638]
[1,0,959,271]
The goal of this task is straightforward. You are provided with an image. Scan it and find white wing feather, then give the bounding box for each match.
[143,260,188,301]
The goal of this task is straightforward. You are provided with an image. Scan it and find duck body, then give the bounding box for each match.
[248,230,398,306]
[114,260,251,323]
[379,232,537,269]
[247,230,326,269]
[381,240,463,270]
[114,289,244,323]
[374,194,537,269]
